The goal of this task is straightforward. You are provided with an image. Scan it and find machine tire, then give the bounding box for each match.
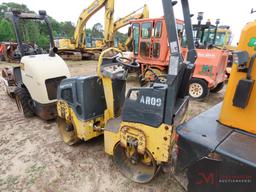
[210,82,224,93]
[189,78,209,100]
[57,118,80,146]
[14,87,34,118]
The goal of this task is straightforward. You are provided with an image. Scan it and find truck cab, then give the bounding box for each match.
[129,17,229,100]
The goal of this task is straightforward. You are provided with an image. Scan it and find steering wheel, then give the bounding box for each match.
[116,57,140,68]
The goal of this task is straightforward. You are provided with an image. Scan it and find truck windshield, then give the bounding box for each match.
[201,28,215,45]
[214,32,227,46]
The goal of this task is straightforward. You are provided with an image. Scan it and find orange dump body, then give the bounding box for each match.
[130,17,228,88]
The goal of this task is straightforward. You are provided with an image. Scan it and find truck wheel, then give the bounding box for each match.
[210,82,224,93]
[14,87,34,118]
[189,78,209,100]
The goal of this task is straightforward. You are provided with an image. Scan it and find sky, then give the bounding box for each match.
[1,0,256,44]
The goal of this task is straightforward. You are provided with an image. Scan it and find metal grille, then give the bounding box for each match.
[45,76,66,100]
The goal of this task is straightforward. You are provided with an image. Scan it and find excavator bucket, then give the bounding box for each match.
[113,143,158,183]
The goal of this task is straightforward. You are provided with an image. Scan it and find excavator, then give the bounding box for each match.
[56,0,196,183]
[55,0,149,60]
[175,15,256,191]
[88,4,149,52]
[55,0,114,60]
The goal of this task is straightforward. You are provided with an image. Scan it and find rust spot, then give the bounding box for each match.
[163,137,168,141]
[165,126,169,130]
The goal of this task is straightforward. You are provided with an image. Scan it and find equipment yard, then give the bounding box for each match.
[0,60,225,192]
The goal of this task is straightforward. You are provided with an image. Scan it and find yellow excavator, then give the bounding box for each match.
[175,15,256,192]
[55,0,114,60]
[91,4,149,52]
[55,0,148,60]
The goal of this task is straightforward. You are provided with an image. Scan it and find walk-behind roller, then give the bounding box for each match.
[104,0,197,183]
[56,48,140,144]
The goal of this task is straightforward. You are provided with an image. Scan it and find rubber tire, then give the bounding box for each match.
[210,82,224,93]
[14,87,34,118]
[189,78,209,100]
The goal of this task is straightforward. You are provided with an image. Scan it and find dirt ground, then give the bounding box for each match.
[0,60,225,192]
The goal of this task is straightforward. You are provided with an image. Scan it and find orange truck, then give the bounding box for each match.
[129,17,229,99]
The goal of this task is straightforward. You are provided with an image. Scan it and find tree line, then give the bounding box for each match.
[0,2,127,48]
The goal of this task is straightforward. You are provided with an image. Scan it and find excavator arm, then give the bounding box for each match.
[113,5,149,34]
[74,0,114,48]
[104,0,115,46]
[113,5,149,50]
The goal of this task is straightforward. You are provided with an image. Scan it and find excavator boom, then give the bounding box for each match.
[113,5,149,34]
[74,0,105,48]
[104,0,115,46]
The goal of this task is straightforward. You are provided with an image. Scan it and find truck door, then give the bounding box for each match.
[151,21,162,60]
[132,23,140,56]
[139,20,163,61]
[140,21,153,59]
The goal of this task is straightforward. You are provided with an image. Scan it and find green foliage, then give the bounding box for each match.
[116,31,127,44]
[0,18,15,41]
[0,2,75,48]
[0,2,127,48]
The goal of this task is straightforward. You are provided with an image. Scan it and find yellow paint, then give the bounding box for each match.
[57,100,103,141]
[102,77,115,121]
[20,63,25,70]
[219,21,256,134]
[104,122,173,163]
[57,48,123,142]
[113,4,149,35]
[97,47,123,123]
[97,47,123,77]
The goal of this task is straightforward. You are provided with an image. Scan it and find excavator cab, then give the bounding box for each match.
[104,0,197,183]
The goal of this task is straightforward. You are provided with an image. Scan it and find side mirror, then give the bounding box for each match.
[233,51,249,71]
